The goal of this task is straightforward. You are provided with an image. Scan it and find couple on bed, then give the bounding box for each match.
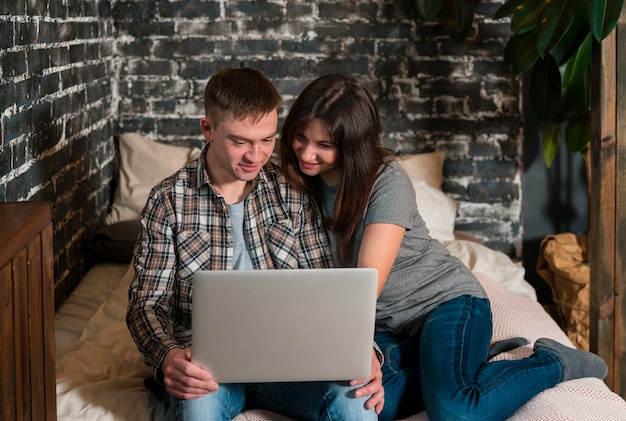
[126,67,607,421]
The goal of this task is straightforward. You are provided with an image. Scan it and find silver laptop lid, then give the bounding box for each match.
[191,268,377,383]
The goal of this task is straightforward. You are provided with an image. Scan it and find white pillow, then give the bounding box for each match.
[445,240,537,301]
[394,152,456,242]
[106,133,201,224]
[410,178,457,242]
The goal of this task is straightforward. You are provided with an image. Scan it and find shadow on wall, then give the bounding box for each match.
[521,75,589,305]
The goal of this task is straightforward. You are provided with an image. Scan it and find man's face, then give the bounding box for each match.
[201,110,278,186]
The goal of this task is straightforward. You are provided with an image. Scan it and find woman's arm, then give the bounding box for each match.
[358,222,406,296]
[353,222,405,413]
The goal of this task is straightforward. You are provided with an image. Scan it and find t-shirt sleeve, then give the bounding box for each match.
[364,163,417,229]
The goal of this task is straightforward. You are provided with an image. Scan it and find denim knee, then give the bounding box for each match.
[323,382,378,421]
[165,384,246,421]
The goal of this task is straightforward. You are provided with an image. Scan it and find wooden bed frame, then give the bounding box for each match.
[0,202,57,421]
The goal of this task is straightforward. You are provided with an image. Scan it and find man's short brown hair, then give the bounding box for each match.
[203,67,282,127]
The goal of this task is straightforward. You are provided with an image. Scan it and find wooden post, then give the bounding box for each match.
[589,7,626,397]
[617,9,626,398]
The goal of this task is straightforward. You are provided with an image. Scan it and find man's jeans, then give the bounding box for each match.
[165,380,378,421]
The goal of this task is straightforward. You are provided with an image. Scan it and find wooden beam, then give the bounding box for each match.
[616,8,626,398]
[589,6,626,397]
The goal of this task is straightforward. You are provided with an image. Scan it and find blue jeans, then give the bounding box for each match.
[165,380,377,421]
[420,295,564,421]
[374,332,423,421]
[376,295,565,421]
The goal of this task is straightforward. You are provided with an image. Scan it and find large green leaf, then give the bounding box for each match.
[564,112,591,154]
[509,0,546,35]
[504,31,540,74]
[552,1,589,65]
[530,56,562,123]
[439,0,474,42]
[536,0,570,56]
[578,67,592,112]
[589,0,624,41]
[414,0,443,21]
[589,0,608,41]
[542,123,561,168]
[539,0,580,55]
[562,32,593,87]
[494,0,528,19]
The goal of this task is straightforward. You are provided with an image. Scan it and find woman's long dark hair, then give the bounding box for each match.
[279,75,394,266]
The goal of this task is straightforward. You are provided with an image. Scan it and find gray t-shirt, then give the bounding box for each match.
[228,201,254,270]
[318,161,487,336]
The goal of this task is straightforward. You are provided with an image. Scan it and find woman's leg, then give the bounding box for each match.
[374,332,424,421]
[419,295,563,421]
[249,381,378,421]
[164,383,247,421]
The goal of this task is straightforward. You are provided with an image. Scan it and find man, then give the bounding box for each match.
[126,67,383,420]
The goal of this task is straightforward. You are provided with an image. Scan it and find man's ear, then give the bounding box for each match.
[200,117,213,141]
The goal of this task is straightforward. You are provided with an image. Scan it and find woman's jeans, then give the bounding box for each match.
[377,295,565,421]
[165,380,378,421]
[375,332,423,421]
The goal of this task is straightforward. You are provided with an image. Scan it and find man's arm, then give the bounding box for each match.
[126,191,182,374]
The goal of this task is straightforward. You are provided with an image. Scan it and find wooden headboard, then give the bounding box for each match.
[0,202,56,420]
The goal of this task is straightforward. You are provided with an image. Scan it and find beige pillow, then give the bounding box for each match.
[395,152,445,190]
[394,152,456,242]
[106,133,201,224]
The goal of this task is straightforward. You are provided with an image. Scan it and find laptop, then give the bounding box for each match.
[191,268,378,383]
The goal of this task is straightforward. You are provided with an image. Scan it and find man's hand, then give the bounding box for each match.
[350,350,385,415]
[161,348,219,399]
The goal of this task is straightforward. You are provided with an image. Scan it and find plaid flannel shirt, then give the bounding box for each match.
[126,147,333,372]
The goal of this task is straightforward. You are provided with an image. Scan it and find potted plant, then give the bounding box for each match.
[413,0,624,167]
[412,0,624,351]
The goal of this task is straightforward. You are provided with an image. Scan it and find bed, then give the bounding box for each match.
[55,134,626,420]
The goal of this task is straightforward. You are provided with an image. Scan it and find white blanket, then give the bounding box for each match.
[55,243,626,420]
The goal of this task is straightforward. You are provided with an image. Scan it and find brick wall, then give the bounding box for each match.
[0,0,117,307]
[113,0,522,256]
[1,0,521,307]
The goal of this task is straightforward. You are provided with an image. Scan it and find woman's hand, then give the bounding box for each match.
[350,350,385,415]
[161,348,219,399]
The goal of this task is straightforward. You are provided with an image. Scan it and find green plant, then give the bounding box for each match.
[413,0,624,167]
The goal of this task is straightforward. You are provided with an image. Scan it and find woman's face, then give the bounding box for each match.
[291,119,342,186]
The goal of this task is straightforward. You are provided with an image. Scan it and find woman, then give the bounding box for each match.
[279,74,607,421]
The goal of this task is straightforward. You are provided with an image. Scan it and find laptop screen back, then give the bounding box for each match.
[191,268,377,383]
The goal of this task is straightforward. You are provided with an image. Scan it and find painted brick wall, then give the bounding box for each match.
[1,0,521,307]
[0,0,117,307]
[113,0,522,257]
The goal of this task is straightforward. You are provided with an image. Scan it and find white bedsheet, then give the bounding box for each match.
[55,243,626,420]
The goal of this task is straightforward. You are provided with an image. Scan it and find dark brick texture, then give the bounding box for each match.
[1,0,523,307]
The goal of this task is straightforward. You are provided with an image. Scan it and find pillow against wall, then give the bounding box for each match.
[394,152,457,243]
[106,133,201,225]
[410,178,457,243]
[395,151,445,190]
